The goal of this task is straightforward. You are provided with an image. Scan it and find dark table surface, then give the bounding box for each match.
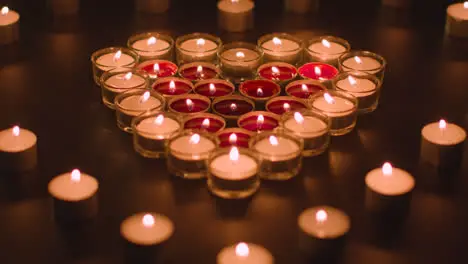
[1,0,468,263]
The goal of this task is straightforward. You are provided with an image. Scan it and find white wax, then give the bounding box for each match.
[96,52,135,71]
[262,38,301,52]
[105,73,146,90]
[336,77,376,97]
[0,9,19,26]
[48,172,99,201]
[254,136,300,161]
[136,116,181,139]
[180,38,218,54]
[311,96,355,116]
[218,0,254,13]
[170,135,216,160]
[210,153,257,180]
[222,48,259,61]
[308,41,346,55]
[447,3,468,20]
[298,206,350,239]
[342,56,381,73]
[365,167,415,196]
[284,116,327,137]
[0,128,36,152]
[119,95,162,113]
[120,213,174,246]
[421,122,466,146]
[217,243,274,264]
[132,38,170,57]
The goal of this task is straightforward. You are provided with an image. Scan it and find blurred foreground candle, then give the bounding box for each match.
[49,0,79,15]
[217,128,253,148]
[137,59,178,80]
[135,0,169,13]
[339,51,386,81]
[298,62,339,88]
[217,0,254,32]
[0,126,37,172]
[48,169,99,222]
[258,33,303,65]
[250,130,303,180]
[128,32,173,61]
[281,110,330,157]
[152,77,193,98]
[168,94,211,115]
[176,33,222,64]
[194,79,235,99]
[132,112,183,158]
[333,71,381,113]
[219,42,263,83]
[309,91,357,136]
[208,147,260,198]
[217,242,274,264]
[257,62,298,86]
[183,113,226,133]
[298,206,350,258]
[285,79,326,99]
[239,79,281,109]
[167,131,218,179]
[305,36,350,66]
[238,111,280,132]
[285,0,319,14]
[0,6,19,45]
[91,47,139,85]
[115,89,166,132]
[446,2,468,38]
[212,95,255,127]
[365,162,415,214]
[420,119,466,171]
[178,62,220,82]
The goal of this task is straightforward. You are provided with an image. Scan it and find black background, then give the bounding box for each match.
[1,0,468,263]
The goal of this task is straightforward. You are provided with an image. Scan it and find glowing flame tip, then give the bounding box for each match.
[189,134,200,144]
[235,243,249,257]
[155,114,164,125]
[229,133,237,144]
[236,51,245,59]
[142,214,155,227]
[71,169,81,182]
[229,147,240,162]
[202,118,210,129]
[439,119,447,130]
[196,38,205,46]
[348,76,357,86]
[322,39,331,48]
[1,6,9,15]
[113,50,122,62]
[464,1,468,8]
[316,209,328,223]
[272,37,282,46]
[354,56,363,64]
[294,112,304,124]
[12,126,20,136]
[147,37,157,46]
[269,135,279,146]
[141,91,151,103]
[324,93,335,104]
[382,162,393,176]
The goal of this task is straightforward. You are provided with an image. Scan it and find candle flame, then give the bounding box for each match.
[113,50,122,62]
[202,118,210,129]
[465,1,468,8]
[186,99,194,111]
[269,135,279,146]
[141,91,151,103]
[155,114,164,125]
[301,84,309,93]
[196,38,205,47]
[230,103,237,111]
[257,114,264,127]
[232,0,240,3]
[439,119,447,130]
[1,6,8,15]
[71,169,81,183]
[257,88,264,97]
[294,112,304,124]
[189,134,200,144]
[235,243,249,257]
[348,76,357,86]
[322,39,331,48]
[236,51,245,59]
[354,56,362,64]
[271,66,280,75]
[316,209,328,223]
[382,162,393,176]
[283,103,291,112]
[272,37,282,46]
[153,63,160,72]
[229,147,240,162]
[147,36,157,46]
[142,214,155,227]
[209,83,216,95]
[169,80,176,93]
[197,65,203,74]
[229,133,237,144]
[314,66,322,76]
[324,93,335,104]
[124,72,133,80]
[12,126,20,136]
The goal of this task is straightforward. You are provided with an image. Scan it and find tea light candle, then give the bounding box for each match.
[334,72,381,113]
[178,62,220,82]
[91,47,139,85]
[217,242,274,264]
[306,36,350,65]
[100,68,149,109]
[152,77,193,98]
[420,119,466,170]
[49,0,79,16]
[298,206,350,257]
[298,62,339,88]
[285,79,326,99]
[446,2,468,38]
[183,113,226,133]
[257,62,298,84]
[176,33,221,64]
[213,95,255,127]
[266,96,308,116]
[208,147,260,198]
[238,111,280,132]
[48,169,99,222]
[217,128,253,148]
[239,79,281,109]
[137,59,178,80]
[135,0,170,13]
[217,0,254,32]
[219,42,263,83]
[309,91,358,136]
[258,33,303,64]
[194,79,235,99]
[285,0,319,14]
[128,32,173,60]
[121,213,174,247]
[168,94,211,115]
[365,162,415,213]
[0,126,37,172]
[0,6,19,45]
[339,51,386,81]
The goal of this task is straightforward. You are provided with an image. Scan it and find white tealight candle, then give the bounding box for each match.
[136,115,181,139]
[284,113,328,136]
[217,242,274,264]
[365,162,415,213]
[96,50,136,72]
[420,119,466,170]
[336,75,376,96]
[48,169,99,222]
[217,0,254,32]
[119,91,162,115]
[176,35,220,64]
[341,54,383,75]
[446,2,468,38]
[260,35,302,64]
[254,135,300,161]
[131,36,171,58]
[335,73,381,113]
[121,213,174,246]
[307,38,349,64]
[104,72,146,90]
[219,45,262,82]
[0,6,20,45]
[0,126,37,172]
[170,133,215,160]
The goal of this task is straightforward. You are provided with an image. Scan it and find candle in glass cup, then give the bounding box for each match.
[339,51,386,81]
[137,59,178,80]
[168,94,211,116]
[178,62,220,82]
[120,213,174,248]
[91,47,139,85]
[100,68,149,109]
[238,111,280,133]
[176,33,222,64]
[128,32,173,61]
[0,126,37,172]
[239,79,281,109]
[212,95,255,127]
[306,36,350,66]
[194,79,235,99]
[217,128,253,148]
[183,113,226,133]
[135,0,170,13]
[334,71,381,113]
[257,62,298,86]
[298,62,339,88]
[258,33,303,65]
[0,6,19,45]
[218,42,263,84]
[266,96,308,116]
[217,242,274,264]
[446,2,468,38]
[152,77,193,98]
[217,0,254,32]
[285,79,326,99]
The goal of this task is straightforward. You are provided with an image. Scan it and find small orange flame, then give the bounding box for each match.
[124,72,133,80]
[155,114,164,125]
[382,162,393,176]
[256,88,264,97]
[324,93,335,104]
[202,118,210,129]
[197,65,203,73]
[1,6,9,15]
[272,37,282,46]
[314,66,322,76]
[229,133,237,144]
[142,214,155,227]
[186,99,194,111]
[269,135,279,146]
[153,63,160,72]
[301,84,309,93]
[464,1,468,9]
[141,91,151,103]
[71,169,81,183]
[439,119,447,130]
[294,112,304,124]
[316,209,328,223]
[189,134,200,144]
[236,51,245,59]
[209,83,216,95]
[12,126,20,137]
[271,66,280,75]
[113,50,122,62]
[169,80,176,93]
[147,36,157,46]
[230,103,237,111]
[283,103,291,112]
[229,147,240,162]
[322,39,331,48]
[257,114,264,127]
[196,38,205,47]
[354,56,362,64]
[348,76,357,86]
[235,242,249,257]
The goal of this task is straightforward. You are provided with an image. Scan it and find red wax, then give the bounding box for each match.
[218,131,252,148]
[179,66,218,81]
[139,60,178,78]
[298,62,339,81]
[152,79,193,96]
[286,82,326,99]
[213,98,254,117]
[194,81,235,98]
[239,80,280,99]
[184,117,225,133]
[170,98,210,113]
[266,98,308,115]
[258,65,297,81]
[238,113,279,132]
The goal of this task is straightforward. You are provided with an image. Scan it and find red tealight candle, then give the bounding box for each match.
[168,94,211,114]
[178,62,220,82]
[194,79,235,99]
[138,59,178,79]
[217,128,254,148]
[213,95,255,127]
[183,113,226,133]
[285,79,327,99]
[257,62,298,82]
[266,96,308,115]
[298,62,339,81]
[152,77,194,97]
[239,79,281,108]
[238,111,280,132]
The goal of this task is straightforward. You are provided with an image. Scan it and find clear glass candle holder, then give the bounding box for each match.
[309,91,358,136]
[91,47,139,86]
[212,95,256,127]
[305,36,351,67]
[339,50,387,82]
[100,67,150,109]
[218,42,264,84]
[132,111,183,158]
[115,89,166,133]
[280,110,330,157]
[207,147,260,199]
[167,94,211,116]
[175,33,222,65]
[127,32,174,61]
[178,62,221,82]
[166,130,219,179]
[333,71,382,114]
[258,33,303,66]
[250,129,304,180]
